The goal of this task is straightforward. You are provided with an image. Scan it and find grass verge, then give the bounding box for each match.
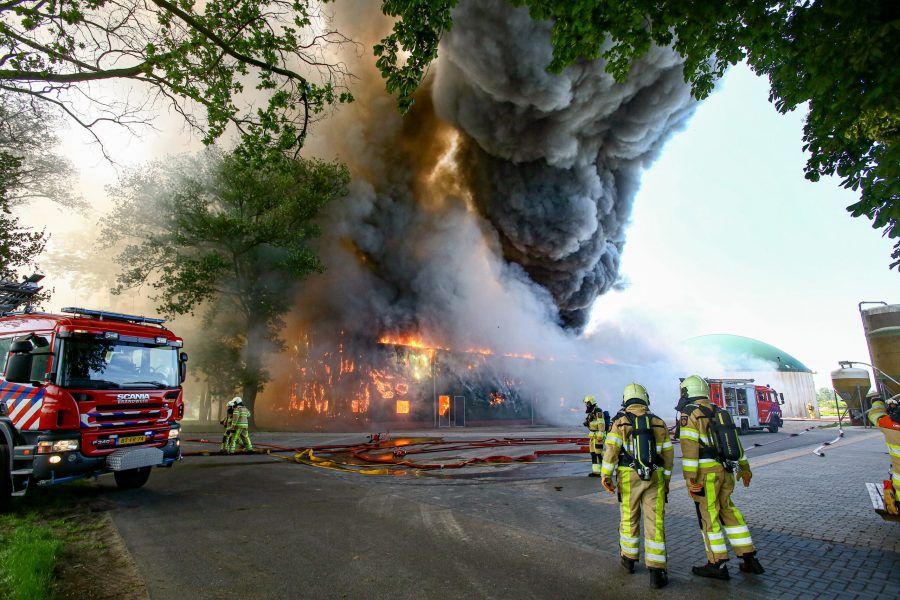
[0,513,61,600]
[0,482,148,600]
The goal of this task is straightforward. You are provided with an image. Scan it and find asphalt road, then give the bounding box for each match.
[100,422,875,600]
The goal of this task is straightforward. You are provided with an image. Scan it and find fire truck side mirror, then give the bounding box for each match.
[179,352,188,384]
[5,352,34,383]
[779,393,785,405]
[9,340,32,353]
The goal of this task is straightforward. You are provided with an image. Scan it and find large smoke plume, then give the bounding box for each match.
[435,1,695,328]
[268,0,702,421]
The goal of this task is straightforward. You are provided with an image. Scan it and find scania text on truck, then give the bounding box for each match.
[0,277,187,508]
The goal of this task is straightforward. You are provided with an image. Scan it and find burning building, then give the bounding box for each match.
[256,0,698,428]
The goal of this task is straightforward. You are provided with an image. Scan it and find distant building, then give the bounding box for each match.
[682,334,817,418]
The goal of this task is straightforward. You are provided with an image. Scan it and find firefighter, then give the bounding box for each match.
[866,391,900,509]
[679,375,765,580]
[227,397,253,454]
[219,398,237,452]
[583,395,608,477]
[600,383,674,589]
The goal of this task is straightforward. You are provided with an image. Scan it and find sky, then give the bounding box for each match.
[18,61,899,392]
[588,63,899,389]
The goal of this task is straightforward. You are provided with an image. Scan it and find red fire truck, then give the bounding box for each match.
[707,378,784,433]
[0,276,186,508]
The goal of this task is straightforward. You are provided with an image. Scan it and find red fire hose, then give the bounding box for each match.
[183,435,590,474]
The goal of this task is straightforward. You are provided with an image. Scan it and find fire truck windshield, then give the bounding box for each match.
[59,338,179,390]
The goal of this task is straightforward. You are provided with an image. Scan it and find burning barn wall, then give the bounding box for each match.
[256,0,700,427]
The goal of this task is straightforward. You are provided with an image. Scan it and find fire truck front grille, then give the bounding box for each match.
[94,411,163,422]
[80,405,173,429]
[94,403,164,412]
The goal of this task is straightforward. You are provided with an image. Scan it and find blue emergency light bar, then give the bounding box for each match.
[61,307,166,326]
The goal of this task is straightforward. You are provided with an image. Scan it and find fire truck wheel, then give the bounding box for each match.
[767,418,781,433]
[113,466,152,490]
[0,445,12,511]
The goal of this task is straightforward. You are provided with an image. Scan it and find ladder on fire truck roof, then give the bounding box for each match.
[60,306,166,326]
[0,274,44,315]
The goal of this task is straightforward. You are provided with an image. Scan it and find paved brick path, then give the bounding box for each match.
[120,424,898,598]
[374,427,899,598]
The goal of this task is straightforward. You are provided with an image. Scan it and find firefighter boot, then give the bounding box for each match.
[621,555,636,574]
[692,561,730,580]
[739,552,765,574]
[649,568,668,589]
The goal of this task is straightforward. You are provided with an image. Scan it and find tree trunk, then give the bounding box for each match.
[201,383,211,422]
[241,380,259,428]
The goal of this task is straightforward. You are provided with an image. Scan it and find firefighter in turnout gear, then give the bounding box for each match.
[600,383,674,589]
[227,397,253,454]
[867,392,900,510]
[679,375,765,580]
[219,398,238,452]
[583,395,608,477]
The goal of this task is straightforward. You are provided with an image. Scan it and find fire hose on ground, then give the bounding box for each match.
[183,421,847,476]
[183,435,592,476]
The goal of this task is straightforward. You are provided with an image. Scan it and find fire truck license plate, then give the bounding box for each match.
[117,435,146,446]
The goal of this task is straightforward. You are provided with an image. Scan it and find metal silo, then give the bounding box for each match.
[860,302,900,398]
[830,367,871,425]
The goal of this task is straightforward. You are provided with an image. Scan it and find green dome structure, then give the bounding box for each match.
[682,334,812,373]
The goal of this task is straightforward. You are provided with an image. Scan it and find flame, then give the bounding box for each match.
[378,334,446,352]
[489,392,505,406]
[396,400,410,415]
[464,347,494,356]
[439,395,450,416]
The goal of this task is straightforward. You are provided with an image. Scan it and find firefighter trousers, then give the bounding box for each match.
[220,428,233,451]
[617,467,667,569]
[227,427,253,453]
[589,434,603,475]
[690,468,755,562]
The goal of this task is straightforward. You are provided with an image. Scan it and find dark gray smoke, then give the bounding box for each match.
[434,0,696,328]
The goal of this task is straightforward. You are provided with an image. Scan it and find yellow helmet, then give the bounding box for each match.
[680,375,709,400]
[622,383,649,405]
[583,395,596,405]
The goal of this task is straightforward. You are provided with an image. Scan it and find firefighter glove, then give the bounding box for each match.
[739,469,752,487]
[688,480,703,494]
[601,475,616,494]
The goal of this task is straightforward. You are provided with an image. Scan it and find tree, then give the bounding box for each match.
[105,148,349,423]
[1,1,354,155]
[375,0,900,269]
[0,199,46,281]
[0,92,83,293]
[190,329,245,422]
[816,386,846,416]
[1,93,82,205]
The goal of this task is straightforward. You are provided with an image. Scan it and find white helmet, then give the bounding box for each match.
[228,396,242,407]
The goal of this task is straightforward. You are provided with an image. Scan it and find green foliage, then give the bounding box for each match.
[375,0,456,113]
[0,516,60,600]
[105,148,349,412]
[0,1,354,153]
[816,387,847,416]
[375,0,899,269]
